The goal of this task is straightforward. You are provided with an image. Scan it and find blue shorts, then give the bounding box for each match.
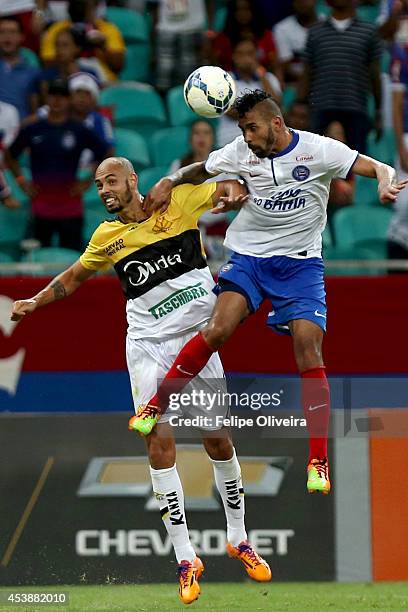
[215,252,327,335]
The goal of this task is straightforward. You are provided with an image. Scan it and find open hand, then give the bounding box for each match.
[378,179,408,203]
[143,178,173,214]
[211,193,249,214]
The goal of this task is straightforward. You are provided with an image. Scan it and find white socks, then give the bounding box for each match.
[149,464,196,563]
[150,450,247,562]
[211,448,247,547]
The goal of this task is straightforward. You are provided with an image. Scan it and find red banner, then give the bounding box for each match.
[1,275,408,374]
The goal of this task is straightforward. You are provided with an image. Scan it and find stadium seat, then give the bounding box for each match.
[356,4,380,22]
[367,94,376,120]
[323,245,380,276]
[353,238,388,259]
[150,126,190,167]
[214,6,227,31]
[106,7,149,44]
[21,247,81,264]
[0,250,15,276]
[322,225,333,248]
[367,128,396,167]
[381,49,391,73]
[332,206,393,247]
[282,86,297,112]
[0,251,13,262]
[114,128,150,171]
[316,1,331,18]
[119,44,151,82]
[83,209,109,242]
[138,166,169,194]
[20,46,40,67]
[354,175,381,207]
[100,84,167,137]
[83,183,101,210]
[167,86,198,127]
[3,169,31,205]
[0,206,30,256]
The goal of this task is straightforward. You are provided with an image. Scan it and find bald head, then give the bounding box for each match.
[95,156,138,215]
[96,156,135,178]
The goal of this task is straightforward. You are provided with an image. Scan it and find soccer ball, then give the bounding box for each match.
[183,66,236,118]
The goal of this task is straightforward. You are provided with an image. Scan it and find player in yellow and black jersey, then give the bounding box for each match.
[10,157,271,605]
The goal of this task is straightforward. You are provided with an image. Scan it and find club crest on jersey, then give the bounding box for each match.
[219,263,233,273]
[152,215,173,234]
[61,131,76,149]
[292,165,310,181]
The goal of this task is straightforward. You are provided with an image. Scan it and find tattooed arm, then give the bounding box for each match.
[11,261,95,321]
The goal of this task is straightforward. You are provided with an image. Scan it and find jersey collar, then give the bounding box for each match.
[268,129,299,159]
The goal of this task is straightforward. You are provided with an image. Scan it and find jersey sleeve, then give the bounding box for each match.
[171,183,217,222]
[80,226,111,271]
[323,136,359,180]
[205,139,240,175]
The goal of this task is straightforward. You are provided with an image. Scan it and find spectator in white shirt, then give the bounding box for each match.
[149,0,214,92]
[273,0,319,84]
[0,100,20,160]
[217,38,281,147]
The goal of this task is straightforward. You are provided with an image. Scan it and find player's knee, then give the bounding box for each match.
[295,338,323,369]
[147,435,175,469]
[202,320,232,349]
[203,435,234,461]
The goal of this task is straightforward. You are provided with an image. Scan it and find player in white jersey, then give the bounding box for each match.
[10,156,271,605]
[135,90,406,495]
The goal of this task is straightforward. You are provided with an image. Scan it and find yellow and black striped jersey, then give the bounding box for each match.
[80,183,217,340]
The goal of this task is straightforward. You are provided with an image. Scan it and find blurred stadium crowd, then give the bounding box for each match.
[0,0,407,273]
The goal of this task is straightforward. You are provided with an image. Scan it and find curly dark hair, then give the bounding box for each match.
[233,89,282,119]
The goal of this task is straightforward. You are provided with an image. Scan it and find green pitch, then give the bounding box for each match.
[1,583,408,612]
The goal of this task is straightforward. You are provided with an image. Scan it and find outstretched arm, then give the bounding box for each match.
[11,261,95,321]
[352,154,407,203]
[143,161,216,213]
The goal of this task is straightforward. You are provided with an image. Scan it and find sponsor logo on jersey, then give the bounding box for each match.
[152,215,173,234]
[253,187,306,212]
[296,154,313,162]
[149,282,209,319]
[105,238,125,256]
[124,252,182,287]
[115,229,207,300]
[292,165,310,181]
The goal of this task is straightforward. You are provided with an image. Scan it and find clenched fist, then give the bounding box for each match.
[11,298,37,321]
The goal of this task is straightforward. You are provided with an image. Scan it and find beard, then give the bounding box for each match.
[106,181,133,213]
[250,126,276,158]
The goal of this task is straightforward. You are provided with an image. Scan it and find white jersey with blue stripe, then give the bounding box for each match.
[205,130,358,258]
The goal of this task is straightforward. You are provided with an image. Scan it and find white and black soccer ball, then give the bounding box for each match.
[183,66,236,118]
